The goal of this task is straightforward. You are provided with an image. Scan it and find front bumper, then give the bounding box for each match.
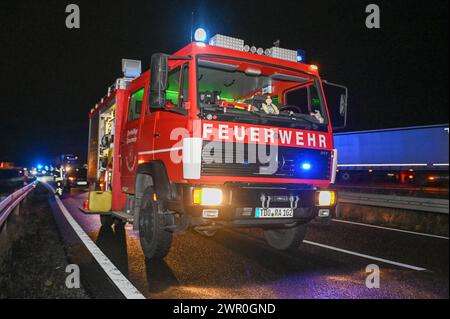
[177,183,335,227]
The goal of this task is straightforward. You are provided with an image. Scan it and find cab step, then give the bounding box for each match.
[79,207,134,223]
[111,210,134,223]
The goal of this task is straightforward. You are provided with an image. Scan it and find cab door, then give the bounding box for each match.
[152,63,190,181]
[120,85,146,193]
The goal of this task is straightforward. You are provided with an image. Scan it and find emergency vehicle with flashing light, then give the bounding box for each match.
[82,32,348,259]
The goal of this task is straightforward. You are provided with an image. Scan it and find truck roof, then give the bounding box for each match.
[172,42,319,75]
[90,41,320,116]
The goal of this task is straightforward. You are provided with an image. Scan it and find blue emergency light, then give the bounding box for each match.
[194,28,207,42]
[301,162,312,171]
[297,49,306,63]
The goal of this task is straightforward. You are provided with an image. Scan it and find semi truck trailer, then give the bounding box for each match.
[334,124,449,186]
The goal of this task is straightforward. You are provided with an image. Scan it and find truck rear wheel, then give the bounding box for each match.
[138,186,172,260]
[100,214,113,227]
[263,224,307,251]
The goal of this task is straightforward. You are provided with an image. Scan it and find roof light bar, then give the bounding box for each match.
[207,34,306,63]
[268,47,298,62]
[209,34,244,51]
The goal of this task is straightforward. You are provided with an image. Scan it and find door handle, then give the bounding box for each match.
[154,133,161,138]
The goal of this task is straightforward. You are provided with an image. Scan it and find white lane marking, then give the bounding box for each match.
[46,184,145,299]
[337,163,428,167]
[138,147,182,156]
[332,219,449,240]
[228,228,428,272]
[303,240,427,271]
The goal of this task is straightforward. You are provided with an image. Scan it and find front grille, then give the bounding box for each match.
[201,141,331,180]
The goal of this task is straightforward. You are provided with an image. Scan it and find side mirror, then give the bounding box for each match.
[149,53,168,109]
[339,93,347,116]
[322,80,348,130]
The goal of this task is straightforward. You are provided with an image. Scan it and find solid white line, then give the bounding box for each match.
[47,184,145,299]
[138,147,183,156]
[229,228,428,272]
[332,219,449,240]
[432,163,449,166]
[303,240,427,271]
[337,163,428,167]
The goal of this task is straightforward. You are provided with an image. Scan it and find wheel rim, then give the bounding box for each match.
[140,195,157,246]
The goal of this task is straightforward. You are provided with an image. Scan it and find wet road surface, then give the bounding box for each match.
[50,187,449,299]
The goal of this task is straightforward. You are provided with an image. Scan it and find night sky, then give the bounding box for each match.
[0,0,448,166]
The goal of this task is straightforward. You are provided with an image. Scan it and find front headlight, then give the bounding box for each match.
[193,188,223,206]
[316,191,336,206]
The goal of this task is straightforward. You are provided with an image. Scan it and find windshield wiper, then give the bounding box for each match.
[259,113,317,129]
[200,104,318,129]
[288,113,321,125]
[202,104,262,116]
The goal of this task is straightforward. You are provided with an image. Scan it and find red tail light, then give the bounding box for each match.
[83,199,89,211]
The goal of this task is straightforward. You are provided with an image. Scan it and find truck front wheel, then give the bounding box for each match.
[263,224,307,251]
[138,186,173,260]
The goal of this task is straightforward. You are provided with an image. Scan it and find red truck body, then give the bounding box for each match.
[86,36,343,257]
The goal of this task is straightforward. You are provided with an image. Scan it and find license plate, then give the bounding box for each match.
[77,181,87,185]
[255,207,294,218]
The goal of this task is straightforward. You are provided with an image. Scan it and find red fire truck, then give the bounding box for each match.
[84,33,347,259]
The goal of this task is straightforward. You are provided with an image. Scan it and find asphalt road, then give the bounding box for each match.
[48,185,449,299]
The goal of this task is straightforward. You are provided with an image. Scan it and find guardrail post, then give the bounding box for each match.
[13,200,21,216]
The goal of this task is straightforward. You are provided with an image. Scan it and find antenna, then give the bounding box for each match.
[190,12,194,42]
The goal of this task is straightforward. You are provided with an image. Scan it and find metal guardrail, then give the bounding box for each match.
[338,191,449,214]
[0,182,37,228]
[335,184,449,194]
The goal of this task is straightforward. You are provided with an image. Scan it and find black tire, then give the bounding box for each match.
[263,224,307,251]
[114,218,126,229]
[100,214,114,227]
[341,172,351,182]
[139,186,172,260]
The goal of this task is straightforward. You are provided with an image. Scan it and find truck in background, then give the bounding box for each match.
[0,165,35,190]
[52,154,83,194]
[334,124,449,187]
[0,162,15,169]
[83,33,348,259]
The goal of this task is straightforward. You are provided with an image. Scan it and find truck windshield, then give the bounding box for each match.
[197,56,328,130]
